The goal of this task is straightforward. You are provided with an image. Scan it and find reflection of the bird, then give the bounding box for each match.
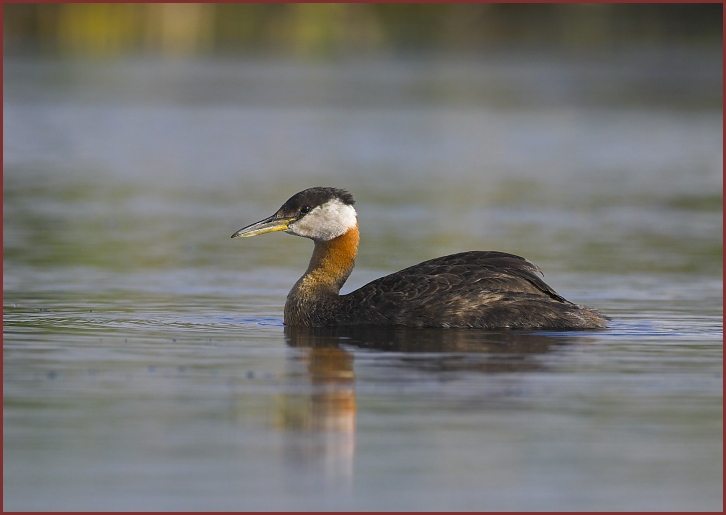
[276,326,595,488]
[287,326,592,373]
[273,329,356,490]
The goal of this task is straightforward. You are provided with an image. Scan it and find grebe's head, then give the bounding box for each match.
[232,187,357,242]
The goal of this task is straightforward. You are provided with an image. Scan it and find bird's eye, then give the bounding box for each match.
[300,206,311,215]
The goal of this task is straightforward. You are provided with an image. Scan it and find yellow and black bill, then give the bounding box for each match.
[231,213,296,238]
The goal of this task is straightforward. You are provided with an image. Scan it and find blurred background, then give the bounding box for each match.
[4,3,723,57]
[4,3,722,276]
[3,4,723,512]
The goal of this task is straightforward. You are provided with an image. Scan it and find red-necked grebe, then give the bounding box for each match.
[232,187,609,329]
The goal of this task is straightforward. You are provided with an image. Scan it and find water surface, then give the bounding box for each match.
[3,52,722,511]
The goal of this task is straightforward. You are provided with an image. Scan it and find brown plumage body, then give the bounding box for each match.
[233,187,609,330]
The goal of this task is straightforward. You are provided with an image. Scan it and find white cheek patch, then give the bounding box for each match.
[288,200,357,241]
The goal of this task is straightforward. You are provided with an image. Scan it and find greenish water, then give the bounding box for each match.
[3,52,723,511]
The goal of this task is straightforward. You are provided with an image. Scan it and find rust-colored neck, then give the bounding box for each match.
[285,225,360,326]
[302,224,360,294]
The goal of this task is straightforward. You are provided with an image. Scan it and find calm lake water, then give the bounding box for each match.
[3,50,723,511]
